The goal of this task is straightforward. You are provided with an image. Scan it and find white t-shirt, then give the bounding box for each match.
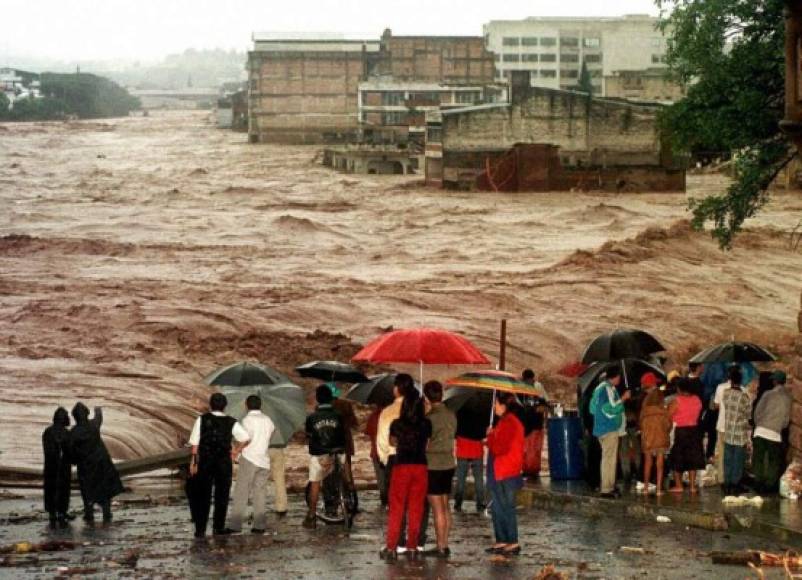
[713,381,731,432]
[188,411,250,446]
[240,410,276,470]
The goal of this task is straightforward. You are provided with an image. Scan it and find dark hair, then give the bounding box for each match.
[496,391,520,413]
[423,380,443,403]
[675,377,690,394]
[605,364,622,380]
[246,395,262,410]
[210,393,227,412]
[400,390,424,422]
[689,362,701,373]
[522,369,535,381]
[727,365,743,386]
[394,373,417,399]
[316,384,333,405]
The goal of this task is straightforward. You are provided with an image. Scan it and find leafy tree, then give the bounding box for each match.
[656,0,792,248]
[0,92,9,118]
[575,61,594,95]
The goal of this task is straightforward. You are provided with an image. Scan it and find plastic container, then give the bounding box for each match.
[547,415,584,480]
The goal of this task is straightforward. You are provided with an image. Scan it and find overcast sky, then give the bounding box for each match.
[2,0,661,63]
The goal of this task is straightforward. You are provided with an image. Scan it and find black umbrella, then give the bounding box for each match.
[444,387,495,439]
[344,373,397,407]
[689,341,776,364]
[578,359,666,395]
[581,329,665,365]
[204,361,290,387]
[296,361,368,383]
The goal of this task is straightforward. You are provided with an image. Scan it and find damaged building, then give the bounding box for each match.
[424,71,685,192]
[247,29,499,147]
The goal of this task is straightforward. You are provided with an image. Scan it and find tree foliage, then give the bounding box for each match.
[575,61,594,95]
[656,0,792,248]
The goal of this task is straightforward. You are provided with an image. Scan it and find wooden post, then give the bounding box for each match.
[499,319,507,371]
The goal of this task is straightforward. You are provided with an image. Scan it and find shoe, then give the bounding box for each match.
[476,503,487,512]
[453,503,463,513]
[194,531,205,539]
[485,546,505,554]
[213,528,237,536]
[302,512,316,529]
[424,547,450,558]
[251,528,265,535]
[275,511,287,519]
[379,548,397,561]
[501,545,521,556]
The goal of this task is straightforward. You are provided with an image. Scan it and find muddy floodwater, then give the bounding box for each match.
[1,111,802,469]
[0,489,795,579]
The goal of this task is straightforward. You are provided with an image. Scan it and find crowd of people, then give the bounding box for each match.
[589,363,793,498]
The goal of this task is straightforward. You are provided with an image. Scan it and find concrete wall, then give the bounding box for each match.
[604,70,686,103]
[441,87,664,166]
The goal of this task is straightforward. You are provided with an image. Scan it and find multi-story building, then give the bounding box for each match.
[247,30,497,144]
[483,14,669,95]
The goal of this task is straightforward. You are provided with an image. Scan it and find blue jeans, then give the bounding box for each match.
[454,458,485,507]
[723,443,746,487]
[490,477,518,544]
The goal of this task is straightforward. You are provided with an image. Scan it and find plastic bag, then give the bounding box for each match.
[779,461,802,500]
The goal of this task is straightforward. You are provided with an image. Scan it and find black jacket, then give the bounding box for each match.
[43,407,72,514]
[305,404,346,456]
[70,403,124,503]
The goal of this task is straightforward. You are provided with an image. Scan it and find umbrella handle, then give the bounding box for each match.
[489,389,496,429]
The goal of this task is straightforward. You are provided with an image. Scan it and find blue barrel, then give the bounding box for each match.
[547,415,584,480]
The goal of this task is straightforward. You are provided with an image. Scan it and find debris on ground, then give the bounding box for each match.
[0,540,76,555]
[619,546,650,554]
[656,515,671,523]
[533,564,569,579]
[722,495,764,507]
[780,461,802,500]
[711,550,802,569]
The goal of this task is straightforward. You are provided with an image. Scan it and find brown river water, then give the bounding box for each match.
[1,110,801,470]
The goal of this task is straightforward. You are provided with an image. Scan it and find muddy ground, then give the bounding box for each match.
[0,488,795,579]
[1,111,801,469]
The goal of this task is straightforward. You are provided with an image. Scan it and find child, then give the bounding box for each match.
[638,373,671,496]
[667,378,706,493]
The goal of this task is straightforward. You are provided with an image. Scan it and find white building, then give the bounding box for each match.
[483,14,669,95]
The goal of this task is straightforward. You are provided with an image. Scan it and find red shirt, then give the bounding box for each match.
[455,436,483,460]
[486,412,524,480]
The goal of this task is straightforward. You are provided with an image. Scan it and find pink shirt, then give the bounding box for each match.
[672,394,702,427]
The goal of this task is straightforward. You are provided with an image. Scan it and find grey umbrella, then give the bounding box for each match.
[219,382,306,447]
[204,361,291,387]
[689,341,776,364]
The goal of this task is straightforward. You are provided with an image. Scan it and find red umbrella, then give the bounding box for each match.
[352,327,490,381]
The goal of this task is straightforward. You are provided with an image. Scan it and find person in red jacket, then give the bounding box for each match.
[485,392,525,556]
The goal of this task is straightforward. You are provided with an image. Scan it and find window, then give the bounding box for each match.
[585,54,602,64]
[427,126,442,142]
[560,54,579,63]
[495,54,501,62]
[540,37,557,47]
[561,69,579,79]
[502,37,520,47]
[583,37,601,48]
[502,54,520,63]
[381,92,404,106]
[522,54,539,62]
[652,54,667,64]
[540,53,557,63]
[521,37,538,46]
[560,37,579,47]
[455,91,480,104]
[541,70,557,78]
[382,111,407,126]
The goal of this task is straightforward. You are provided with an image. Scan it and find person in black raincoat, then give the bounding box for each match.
[42,407,72,526]
[70,402,124,522]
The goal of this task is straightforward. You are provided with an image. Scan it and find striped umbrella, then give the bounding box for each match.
[445,370,548,399]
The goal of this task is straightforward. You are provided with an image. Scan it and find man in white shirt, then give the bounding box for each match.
[227,395,275,534]
[187,393,250,537]
[711,366,743,484]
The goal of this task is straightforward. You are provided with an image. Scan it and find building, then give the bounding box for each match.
[603,68,686,103]
[0,68,41,105]
[425,71,685,192]
[247,30,498,144]
[483,14,669,96]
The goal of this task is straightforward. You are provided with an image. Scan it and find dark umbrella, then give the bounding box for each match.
[689,341,776,364]
[581,329,665,365]
[295,361,368,383]
[204,361,290,387]
[344,373,397,407]
[578,359,666,395]
[219,383,306,447]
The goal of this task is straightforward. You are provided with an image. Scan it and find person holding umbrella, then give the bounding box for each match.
[485,392,525,556]
[589,365,630,498]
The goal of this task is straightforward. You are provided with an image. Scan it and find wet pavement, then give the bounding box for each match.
[0,488,797,579]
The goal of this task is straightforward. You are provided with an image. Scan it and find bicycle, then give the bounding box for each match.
[305,449,356,529]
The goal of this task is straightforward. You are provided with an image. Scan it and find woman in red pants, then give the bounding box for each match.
[380,391,432,561]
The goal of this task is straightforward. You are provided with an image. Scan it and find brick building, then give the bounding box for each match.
[425,71,685,191]
[247,30,497,144]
